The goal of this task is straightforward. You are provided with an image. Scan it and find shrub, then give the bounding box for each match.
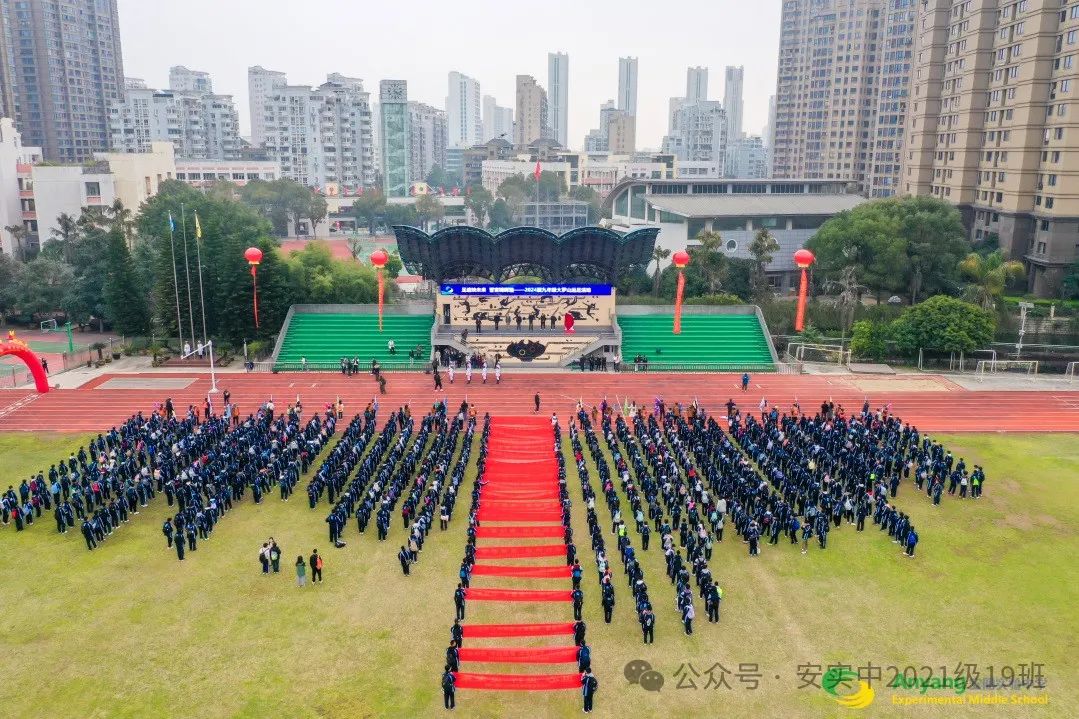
[892,295,995,355]
[850,320,892,360]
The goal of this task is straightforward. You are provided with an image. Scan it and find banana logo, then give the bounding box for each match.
[822,667,875,709]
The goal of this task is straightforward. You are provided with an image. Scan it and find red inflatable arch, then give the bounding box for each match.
[1,331,50,393]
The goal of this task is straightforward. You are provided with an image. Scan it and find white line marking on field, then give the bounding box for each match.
[0,394,38,421]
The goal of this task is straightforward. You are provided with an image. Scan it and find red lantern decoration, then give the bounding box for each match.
[793,249,815,332]
[672,249,691,335]
[245,247,263,329]
[370,249,389,331]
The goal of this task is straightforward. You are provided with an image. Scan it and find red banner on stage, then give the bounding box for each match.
[473,544,566,559]
[453,672,582,690]
[471,565,572,578]
[458,647,579,664]
[462,622,575,638]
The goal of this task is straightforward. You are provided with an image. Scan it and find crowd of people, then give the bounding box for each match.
[161,400,336,560]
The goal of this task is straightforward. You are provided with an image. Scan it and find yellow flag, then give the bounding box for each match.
[194,212,202,240]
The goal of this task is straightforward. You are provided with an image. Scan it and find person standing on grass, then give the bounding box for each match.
[398,546,412,575]
[573,619,586,647]
[174,529,185,560]
[572,587,584,620]
[581,669,598,713]
[682,601,695,635]
[905,526,919,558]
[270,540,282,573]
[296,556,307,586]
[446,641,460,672]
[454,583,466,620]
[641,608,655,643]
[577,643,591,672]
[259,543,270,574]
[309,549,323,583]
[451,619,464,648]
[442,665,456,710]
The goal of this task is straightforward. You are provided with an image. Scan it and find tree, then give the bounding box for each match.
[824,266,869,334]
[849,319,892,360]
[238,178,315,237]
[691,231,729,294]
[306,193,328,237]
[497,171,564,202]
[103,225,150,335]
[105,199,136,244]
[4,224,29,261]
[0,251,22,324]
[464,187,494,228]
[1062,260,1079,299]
[959,250,1025,309]
[353,190,387,234]
[283,241,379,304]
[13,255,73,316]
[808,196,967,303]
[569,185,603,223]
[414,193,445,231]
[749,229,780,299]
[48,213,80,263]
[650,247,671,296]
[488,198,514,231]
[383,203,419,229]
[891,295,995,355]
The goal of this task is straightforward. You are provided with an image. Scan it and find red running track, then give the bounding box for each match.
[1,371,1077,432]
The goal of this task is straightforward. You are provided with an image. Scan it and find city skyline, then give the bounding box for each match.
[114,0,780,150]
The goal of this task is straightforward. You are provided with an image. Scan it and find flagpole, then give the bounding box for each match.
[168,216,184,353]
[193,212,208,350]
[180,203,196,347]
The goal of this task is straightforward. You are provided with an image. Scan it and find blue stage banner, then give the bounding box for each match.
[439,284,613,296]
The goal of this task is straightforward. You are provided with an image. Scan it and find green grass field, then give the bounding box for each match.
[0,430,1074,719]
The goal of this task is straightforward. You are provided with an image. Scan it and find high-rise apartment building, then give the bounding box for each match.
[607,111,636,154]
[723,66,745,142]
[380,80,410,197]
[902,0,1079,295]
[111,68,240,160]
[446,71,482,148]
[482,95,514,142]
[687,66,709,103]
[771,0,915,196]
[248,66,287,148]
[618,57,639,116]
[169,66,213,94]
[408,101,448,183]
[664,101,728,164]
[548,52,570,147]
[728,136,769,178]
[515,75,550,147]
[251,70,374,190]
[0,0,125,163]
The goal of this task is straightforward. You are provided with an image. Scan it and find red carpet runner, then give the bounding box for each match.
[455,416,582,691]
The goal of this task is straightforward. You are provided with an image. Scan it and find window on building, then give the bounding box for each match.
[1045,197,1055,209]
[84,181,100,196]
[1040,220,1050,231]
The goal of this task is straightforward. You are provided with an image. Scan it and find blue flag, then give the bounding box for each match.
[168,212,175,233]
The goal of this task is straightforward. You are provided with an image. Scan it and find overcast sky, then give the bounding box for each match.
[117,0,781,150]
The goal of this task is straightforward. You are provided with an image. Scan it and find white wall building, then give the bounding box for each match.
[664,101,728,165]
[110,82,241,160]
[253,70,375,191]
[727,136,768,179]
[174,158,279,187]
[247,66,287,148]
[169,66,212,94]
[446,71,482,148]
[0,118,42,256]
[547,52,569,147]
[481,158,571,195]
[482,95,514,143]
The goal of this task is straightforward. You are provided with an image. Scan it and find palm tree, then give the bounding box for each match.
[50,213,79,263]
[650,247,671,296]
[824,265,868,334]
[104,199,136,243]
[959,251,1025,309]
[749,228,780,299]
[3,224,29,262]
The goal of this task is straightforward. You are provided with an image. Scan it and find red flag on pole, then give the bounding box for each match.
[533,161,542,181]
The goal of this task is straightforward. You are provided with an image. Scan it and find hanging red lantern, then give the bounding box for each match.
[794,249,815,332]
[245,247,263,329]
[672,249,690,335]
[370,249,388,331]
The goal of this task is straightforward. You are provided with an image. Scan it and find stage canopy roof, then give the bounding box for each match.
[392,225,658,283]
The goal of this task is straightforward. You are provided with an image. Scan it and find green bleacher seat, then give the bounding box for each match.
[275,313,434,369]
[618,314,773,370]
